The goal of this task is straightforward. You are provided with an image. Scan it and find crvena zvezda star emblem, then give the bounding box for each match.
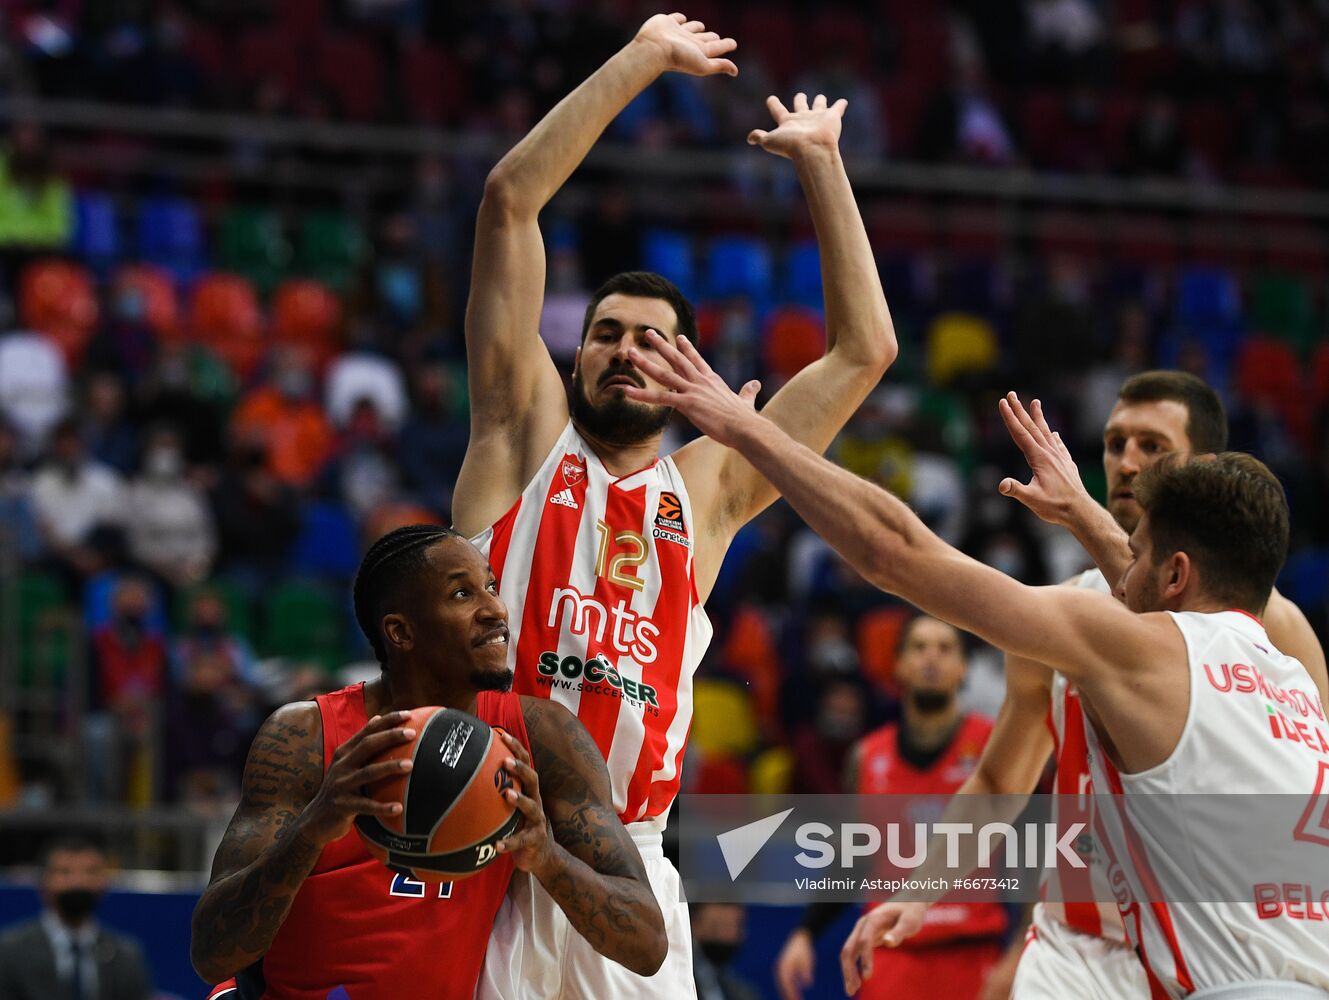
[561,458,585,487]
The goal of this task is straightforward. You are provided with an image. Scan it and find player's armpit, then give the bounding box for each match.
[520,697,667,976]
[189,703,325,984]
[1264,587,1328,708]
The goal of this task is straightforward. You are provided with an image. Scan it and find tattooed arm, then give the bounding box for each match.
[189,706,415,983]
[495,698,666,976]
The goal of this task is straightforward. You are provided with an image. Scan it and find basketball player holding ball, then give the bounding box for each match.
[190,527,666,998]
[456,12,897,996]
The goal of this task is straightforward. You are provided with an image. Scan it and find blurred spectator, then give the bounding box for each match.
[165,647,257,810]
[83,281,161,384]
[0,417,41,562]
[210,436,302,588]
[172,587,258,686]
[0,330,68,457]
[231,349,335,488]
[398,360,468,517]
[1125,95,1188,177]
[125,424,216,587]
[788,678,868,794]
[0,834,152,1000]
[80,371,139,475]
[692,903,761,1000]
[0,123,72,253]
[320,397,401,521]
[918,60,1019,166]
[134,340,232,468]
[30,418,127,582]
[86,576,167,801]
[541,245,592,362]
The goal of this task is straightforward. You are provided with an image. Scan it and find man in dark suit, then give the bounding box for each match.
[0,834,152,1000]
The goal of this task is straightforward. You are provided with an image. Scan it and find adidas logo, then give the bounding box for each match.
[550,488,579,510]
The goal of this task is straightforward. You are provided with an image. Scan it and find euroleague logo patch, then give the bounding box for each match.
[653,492,690,549]
[561,455,586,487]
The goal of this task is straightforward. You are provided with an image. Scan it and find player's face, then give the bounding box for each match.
[572,294,678,445]
[1117,515,1167,614]
[1102,399,1191,534]
[894,617,966,701]
[417,538,512,692]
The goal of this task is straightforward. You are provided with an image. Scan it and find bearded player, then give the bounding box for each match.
[627,333,1329,999]
[453,12,897,998]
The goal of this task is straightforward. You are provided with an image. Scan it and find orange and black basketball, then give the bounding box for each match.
[354,706,522,883]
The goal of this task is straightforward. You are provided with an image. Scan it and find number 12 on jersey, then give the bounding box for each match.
[594,520,647,592]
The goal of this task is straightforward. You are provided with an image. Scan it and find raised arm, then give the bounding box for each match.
[1265,589,1329,708]
[496,699,666,976]
[452,13,738,536]
[628,335,1185,757]
[678,93,896,585]
[190,707,414,983]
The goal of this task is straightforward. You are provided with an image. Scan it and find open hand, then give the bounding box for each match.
[997,391,1092,528]
[635,12,737,78]
[624,331,761,446]
[748,93,846,159]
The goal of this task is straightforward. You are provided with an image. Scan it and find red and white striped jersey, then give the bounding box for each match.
[1084,609,1329,998]
[1039,567,1129,943]
[471,421,713,824]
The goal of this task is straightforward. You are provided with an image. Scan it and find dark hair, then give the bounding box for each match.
[41,833,106,868]
[1134,452,1288,612]
[1118,371,1227,453]
[353,525,462,665]
[896,613,964,655]
[580,271,698,345]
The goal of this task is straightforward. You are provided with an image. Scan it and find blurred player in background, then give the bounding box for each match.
[454,10,897,996]
[775,615,1006,1000]
[192,527,665,999]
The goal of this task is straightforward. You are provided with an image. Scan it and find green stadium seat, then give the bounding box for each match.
[219,206,292,296]
[1250,272,1319,357]
[295,211,365,293]
[261,580,344,672]
[17,572,74,688]
[174,579,256,644]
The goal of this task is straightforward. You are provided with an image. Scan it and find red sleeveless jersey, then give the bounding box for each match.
[209,683,529,1000]
[857,713,1008,946]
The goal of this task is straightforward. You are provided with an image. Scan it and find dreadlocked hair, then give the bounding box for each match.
[353,524,461,665]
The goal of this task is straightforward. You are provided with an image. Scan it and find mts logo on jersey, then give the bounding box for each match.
[547,585,660,662]
[653,491,690,549]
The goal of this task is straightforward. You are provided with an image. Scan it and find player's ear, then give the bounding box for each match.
[1163,551,1190,600]
[382,614,414,653]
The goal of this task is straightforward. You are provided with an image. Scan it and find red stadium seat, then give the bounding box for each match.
[115,264,180,341]
[1034,210,1107,260]
[879,80,929,157]
[190,273,266,381]
[1111,214,1182,270]
[1256,223,1329,278]
[316,33,383,121]
[271,279,341,370]
[942,205,1010,259]
[1312,342,1329,410]
[811,10,872,73]
[238,26,306,96]
[1234,337,1312,448]
[401,39,468,125]
[856,605,911,693]
[869,200,938,255]
[739,7,798,84]
[19,259,99,366]
[763,306,826,383]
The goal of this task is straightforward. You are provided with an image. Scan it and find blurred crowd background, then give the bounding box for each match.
[0,1,1328,996]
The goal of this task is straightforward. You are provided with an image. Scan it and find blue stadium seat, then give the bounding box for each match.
[137,195,205,283]
[73,192,120,270]
[782,241,823,308]
[1175,265,1241,326]
[641,229,695,298]
[1278,548,1329,609]
[706,236,773,300]
[289,502,361,579]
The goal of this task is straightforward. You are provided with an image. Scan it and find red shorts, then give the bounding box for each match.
[858,938,1003,1000]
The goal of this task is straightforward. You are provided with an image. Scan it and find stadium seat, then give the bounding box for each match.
[811,9,872,73]
[190,273,266,381]
[315,33,383,121]
[115,264,180,341]
[1256,223,1329,278]
[691,678,760,759]
[219,206,291,296]
[925,312,999,387]
[17,572,72,687]
[1034,210,1107,260]
[1234,337,1312,446]
[878,81,929,158]
[137,195,205,282]
[1250,273,1317,356]
[401,38,467,125]
[262,581,345,670]
[748,746,794,795]
[781,241,823,308]
[295,211,365,293]
[1312,342,1329,409]
[1278,549,1329,609]
[706,236,773,300]
[942,205,1010,259]
[73,192,119,270]
[289,502,361,579]
[856,604,911,692]
[1111,214,1181,271]
[272,278,341,370]
[238,26,306,96]
[1174,265,1244,366]
[640,229,696,300]
[739,7,798,83]
[174,579,255,645]
[763,305,826,382]
[82,572,168,634]
[18,259,99,366]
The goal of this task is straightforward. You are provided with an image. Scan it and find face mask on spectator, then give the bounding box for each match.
[698,940,739,967]
[53,888,100,924]
[146,446,182,479]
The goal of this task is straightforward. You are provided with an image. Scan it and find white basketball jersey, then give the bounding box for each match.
[471,421,713,824]
[1041,568,1130,943]
[1083,609,1329,997]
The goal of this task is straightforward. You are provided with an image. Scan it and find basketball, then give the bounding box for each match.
[354,706,522,883]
